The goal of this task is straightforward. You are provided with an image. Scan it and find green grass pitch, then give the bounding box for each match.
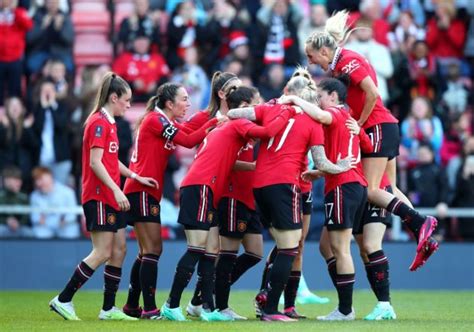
[1,290,473,331]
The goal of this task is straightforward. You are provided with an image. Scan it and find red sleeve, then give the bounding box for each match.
[181,111,210,133]
[14,8,33,30]
[338,56,369,85]
[254,104,273,124]
[308,121,324,146]
[112,54,128,77]
[359,129,373,153]
[325,108,339,128]
[173,118,218,148]
[244,109,294,139]
[88,119,109,149]
[425,19,438,49]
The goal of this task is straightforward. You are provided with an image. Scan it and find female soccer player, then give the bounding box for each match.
[304,10,438,271]
[293,77,369,321]
[160,86,297,322]
[49,72,157,321]
[121,83,220,319]
[228,70,354,322]
[213,86,265,320]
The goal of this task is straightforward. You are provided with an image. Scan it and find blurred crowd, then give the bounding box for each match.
[0,0,473,240]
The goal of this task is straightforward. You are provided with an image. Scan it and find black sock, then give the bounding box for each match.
[200,253,218,311]
[335,273,355,315]
[215,250,238,310]
[326,257,337,287]
[264,247,298,314]
[103,265,122,311]
[366,250,390,302]
[125,254,142,308]
[190,254,203,306]
[140,254,160,312]
[59,261,94,303]
[260,246,277,291]
[231,252,262,285]
[386,198,425,236]
[284,270,301,309]
[168,246,204,308]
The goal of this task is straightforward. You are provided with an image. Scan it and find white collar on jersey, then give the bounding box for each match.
[100,107,115,124]
[154,107,173,123]
[329,47,342,72]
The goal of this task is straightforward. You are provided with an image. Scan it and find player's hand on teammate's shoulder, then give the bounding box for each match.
[277,95,294,105]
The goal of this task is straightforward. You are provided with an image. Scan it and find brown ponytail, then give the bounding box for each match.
[207,71,238,117]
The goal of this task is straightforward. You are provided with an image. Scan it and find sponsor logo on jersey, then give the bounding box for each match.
[341,59,360,75]
[109,141,119,153]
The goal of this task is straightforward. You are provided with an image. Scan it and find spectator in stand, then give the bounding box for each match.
[0,97,33,180]
[0,166,32,238]
[441,62,469,116]
[26,0,74,75]
[407,143,449,209]
[117,0,161,54]
[200,0,248,72]
[345,18,394,103]
[171,46,209,114]
[221,31,252,75]
[0,0,33,105]
[253,0,302,80]
[298,3,327,58]
[388,11,425,54]
[451,138,474,240]
[440,112,472,190]
[29,166,79,239]
[351,0,392,47]
[401,97,444,167]
[24,78,72,185]
[425,1,467,77]
[166,0,204,70]
[113,34,170,102]
[408,40,437,100]
[258,63,286,101]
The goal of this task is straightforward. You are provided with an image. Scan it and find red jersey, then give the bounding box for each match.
[182,109,294,207]
[112,52,169,95]
[331,48,398,129]
[253,103,324,188]
[124,109,217,201]
[82,110,121,210]
[0,8,33,62]
[223,142,256,210]
[323,105,367,194]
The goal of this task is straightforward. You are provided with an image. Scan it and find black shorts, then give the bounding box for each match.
[324,182,367,231]
[362,123,400,160]
[178,185,217,231]
[301,191,313,216]
[83,200,127,232]
[218,197,263,238]
[353,185,393,235]
[126,192,161,225]
[254,184,302,230]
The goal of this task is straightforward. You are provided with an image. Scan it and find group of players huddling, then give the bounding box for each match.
[49,10,439,322]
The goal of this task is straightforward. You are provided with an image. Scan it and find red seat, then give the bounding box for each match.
[72,6,110,34]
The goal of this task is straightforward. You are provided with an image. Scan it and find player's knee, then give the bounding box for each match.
[363,241,381,255]
[113,242,127,260]
[143,243,162,256]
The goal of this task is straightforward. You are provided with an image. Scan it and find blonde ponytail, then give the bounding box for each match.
[306,10,354,51]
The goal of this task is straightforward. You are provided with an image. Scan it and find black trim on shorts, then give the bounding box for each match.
[353,185,393,235]
[83,200,126,232]
[362,123,400,160]
[178,185,217,231]
[324,182,367,231]
[125,191,161,225]
[218,197,262,238]
[301,191,313,216]
[254,184,302,230]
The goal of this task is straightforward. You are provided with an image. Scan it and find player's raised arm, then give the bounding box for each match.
[279,95,333,125]
[227,106,257,121]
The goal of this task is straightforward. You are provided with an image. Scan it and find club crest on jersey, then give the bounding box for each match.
[237,220,247,232]
[150,205,160,216]
[109,141,119,153]
[95,125,103,137]
[107,213,116,225]
[342,60,360,74]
